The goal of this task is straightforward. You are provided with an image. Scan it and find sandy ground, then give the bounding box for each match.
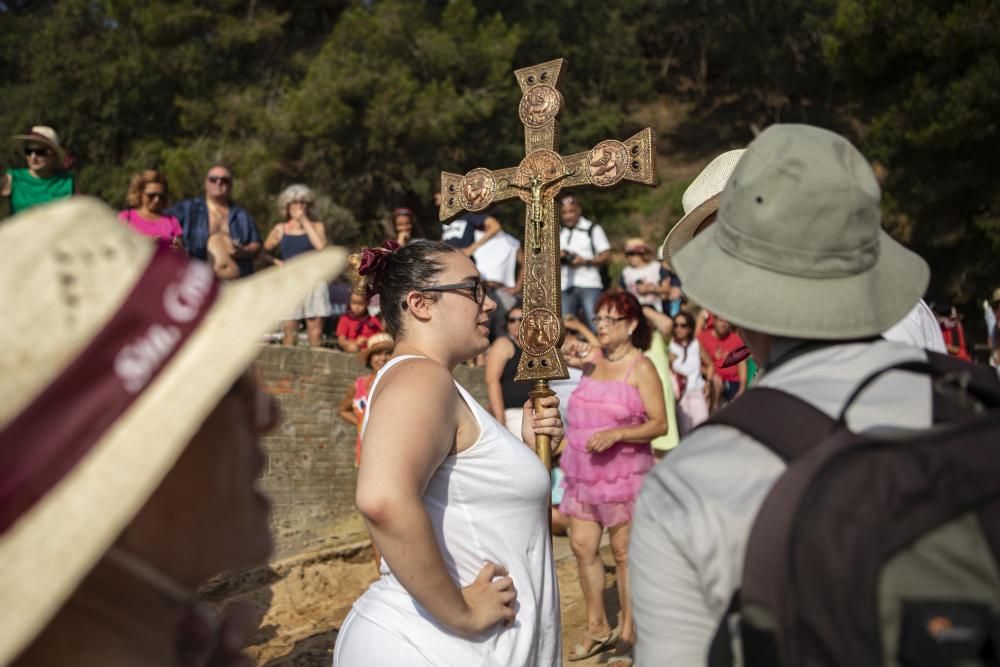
[217,534,623,667]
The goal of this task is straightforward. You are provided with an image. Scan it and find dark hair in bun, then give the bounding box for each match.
[364,240,458,337]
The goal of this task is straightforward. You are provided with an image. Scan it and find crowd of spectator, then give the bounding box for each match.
[5,118,1000,667]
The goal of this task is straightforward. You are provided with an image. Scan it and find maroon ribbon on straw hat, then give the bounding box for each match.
[357,239,401,297]
[0,244,219,534]
[721,345,752,368]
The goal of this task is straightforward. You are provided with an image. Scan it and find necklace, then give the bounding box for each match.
[605,346,636,362]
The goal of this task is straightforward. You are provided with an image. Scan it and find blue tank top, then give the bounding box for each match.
[279,229,314,260]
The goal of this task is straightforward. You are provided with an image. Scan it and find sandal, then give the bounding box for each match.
[607,641,634,666]
[567,627,620,661]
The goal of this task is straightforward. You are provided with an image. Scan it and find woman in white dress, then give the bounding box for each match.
[334,240,564,666]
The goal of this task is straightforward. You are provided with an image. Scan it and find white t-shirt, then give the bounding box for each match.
[473,230,520,287]
[559,216,609,289]
[621,261,666,310]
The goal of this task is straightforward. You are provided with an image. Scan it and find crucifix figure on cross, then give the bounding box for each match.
[439,58,657,469]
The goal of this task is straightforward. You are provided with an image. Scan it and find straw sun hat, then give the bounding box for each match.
[0,197,347,664]
[359,332,395,366]
[659,149,745,263]
[672,124,928,339]
[11,125,67,165]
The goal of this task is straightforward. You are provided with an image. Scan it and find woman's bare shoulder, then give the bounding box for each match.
[375,357,455,400]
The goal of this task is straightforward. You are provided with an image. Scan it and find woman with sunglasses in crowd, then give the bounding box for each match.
[335,240,564,666]
[668,310,709,434]
[484,303,533,434]
[118,169,183,248]
[2,126,75,215]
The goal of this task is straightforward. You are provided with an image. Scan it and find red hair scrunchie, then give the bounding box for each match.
[357,239,401,297]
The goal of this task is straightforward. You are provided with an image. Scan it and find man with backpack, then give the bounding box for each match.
[559,194,611,330]
[630,125,1000,666]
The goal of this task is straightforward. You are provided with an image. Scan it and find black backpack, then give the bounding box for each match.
[706,351,1000,667]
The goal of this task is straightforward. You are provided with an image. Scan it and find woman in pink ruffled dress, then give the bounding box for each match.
[562,291,667,665]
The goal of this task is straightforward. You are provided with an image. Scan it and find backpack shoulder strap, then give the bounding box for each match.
[585,219,596,255]
[701,388,834,462]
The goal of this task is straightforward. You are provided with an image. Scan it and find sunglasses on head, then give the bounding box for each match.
[24,147,51,157]
[207,175,231,185]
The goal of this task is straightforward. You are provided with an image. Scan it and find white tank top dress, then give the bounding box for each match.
[335,356,561,667]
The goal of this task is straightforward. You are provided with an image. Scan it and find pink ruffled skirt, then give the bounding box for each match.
[559,441,653,527]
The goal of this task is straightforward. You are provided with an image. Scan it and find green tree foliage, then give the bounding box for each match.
[0,0,996,310]
[821,0,1000,304]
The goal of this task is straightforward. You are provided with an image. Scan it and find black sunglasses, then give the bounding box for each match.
[625,250,646,257]
[207,175,232,185]
[144,191,166,200]
[24,147,51,157]
[507,316,523,323]
[419,279,487,306]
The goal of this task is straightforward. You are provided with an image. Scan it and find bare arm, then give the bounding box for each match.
[513,246,525,293]
[484,337,513,423]
[338,381,358,427]
[591,249,612,266]
[464,215,502,256]
[262,224,282,253]
[235,241,261,258]
[338,335,361,353]
[302,219,328,250]
[564,316,600,346]
[700,344,715,383]
[642,305,674,339]
[586,358,667,451]
[695,310,709,335]
[0,173,10,197]
[356,360,515,636]
[561,338,596,369]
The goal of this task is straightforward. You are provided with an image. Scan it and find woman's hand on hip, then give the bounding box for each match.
[586,428,621,453]
[522,394,564,450]
[456,562,517,635]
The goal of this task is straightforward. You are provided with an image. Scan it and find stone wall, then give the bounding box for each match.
[255,345,489,560]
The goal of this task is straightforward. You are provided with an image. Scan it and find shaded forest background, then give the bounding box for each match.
[1,0,997,324]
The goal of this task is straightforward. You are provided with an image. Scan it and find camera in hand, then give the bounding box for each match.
[561,251,578,266]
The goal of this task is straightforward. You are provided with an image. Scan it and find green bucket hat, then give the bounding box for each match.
[672,124,929,339]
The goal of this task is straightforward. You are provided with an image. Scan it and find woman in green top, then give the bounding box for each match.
[2,126,75,215]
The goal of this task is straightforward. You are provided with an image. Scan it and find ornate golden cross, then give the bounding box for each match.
[439,59,657,469]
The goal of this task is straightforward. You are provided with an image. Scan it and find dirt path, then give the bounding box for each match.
[229,536,622,666]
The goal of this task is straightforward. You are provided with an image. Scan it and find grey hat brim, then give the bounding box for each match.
[673,225,930,339]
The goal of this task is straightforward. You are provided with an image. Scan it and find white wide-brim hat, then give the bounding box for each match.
[659,149,745,263]
[0,198,347,664]
[11,125,66,166]
[673,124,928,339]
